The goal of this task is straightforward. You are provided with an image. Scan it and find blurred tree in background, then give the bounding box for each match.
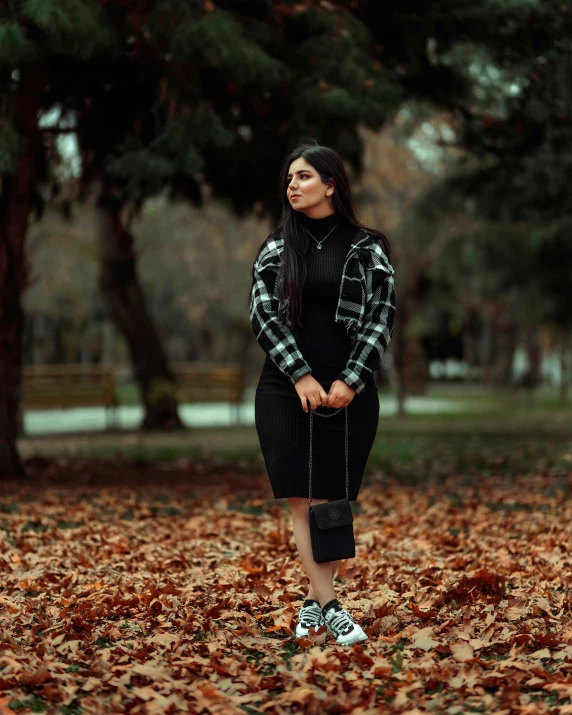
[411,0,572,396]
[1,0,407,475]
[1,0,571,476]
[0,0,120,475]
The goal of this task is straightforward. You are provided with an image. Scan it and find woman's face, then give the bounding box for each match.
[286,157,334,215]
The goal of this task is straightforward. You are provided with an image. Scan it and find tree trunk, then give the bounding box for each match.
[484,299,517,388]
[481,307,495,386]
[401,269,429,397]
[94,184,183,430]
[393,302,407,418]
[496,318,517,387]
[560,341,569,405]
[0,183,27,477]
[392,264,430,416]
[0,71,41,478]
[524,325,541,387]
[461,303,479,381]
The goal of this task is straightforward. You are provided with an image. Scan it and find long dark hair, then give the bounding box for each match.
[248,140,391,329]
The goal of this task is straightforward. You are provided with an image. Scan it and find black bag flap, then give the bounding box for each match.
[311,499,353,530]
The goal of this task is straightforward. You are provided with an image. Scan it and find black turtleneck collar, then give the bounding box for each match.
[299,210,341,237]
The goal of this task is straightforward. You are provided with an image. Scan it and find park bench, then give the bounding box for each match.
[20,363,246,430]
[170,362,246,425]
[21,364,118,429]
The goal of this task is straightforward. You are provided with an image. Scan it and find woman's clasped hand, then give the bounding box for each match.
[294,373,355,412]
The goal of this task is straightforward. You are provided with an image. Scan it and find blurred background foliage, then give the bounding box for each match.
[1,0,571,474]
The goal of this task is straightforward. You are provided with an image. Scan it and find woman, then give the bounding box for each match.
[248,141,396,646]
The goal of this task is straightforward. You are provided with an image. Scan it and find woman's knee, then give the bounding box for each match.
[288,496,328,516]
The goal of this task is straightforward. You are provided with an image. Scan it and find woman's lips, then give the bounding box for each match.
[291,195,301,200]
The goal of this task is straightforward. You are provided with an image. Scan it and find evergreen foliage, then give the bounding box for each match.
[21,0,118,59]
[0,0,569,355]
[0,21,39,65]
[172,10,283,89]
[438,3,571,223]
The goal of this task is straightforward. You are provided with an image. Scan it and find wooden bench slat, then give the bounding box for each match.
[22,365,117,411]
[21,364,245,413]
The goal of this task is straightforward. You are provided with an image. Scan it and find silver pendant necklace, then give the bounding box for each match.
[305,224,338,249]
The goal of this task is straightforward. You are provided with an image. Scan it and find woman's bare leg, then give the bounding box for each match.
[288,497,338,607]
[306,497,340,603]
[307,560,340,603]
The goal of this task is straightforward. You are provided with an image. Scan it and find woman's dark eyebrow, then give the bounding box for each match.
[286,170,311,178]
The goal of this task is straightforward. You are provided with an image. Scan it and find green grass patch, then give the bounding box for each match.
[18,425,572,485]
[18,384,572,483]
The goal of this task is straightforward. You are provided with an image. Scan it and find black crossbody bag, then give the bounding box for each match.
[308,405,356,564]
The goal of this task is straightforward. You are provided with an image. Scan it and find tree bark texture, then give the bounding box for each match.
[394,267,429,412]
[560,342,570,405]
[483,299,518,388]
[393,306,407,418]
[94,188,183,430]
[461,304,480,381]
[0,70,42,478]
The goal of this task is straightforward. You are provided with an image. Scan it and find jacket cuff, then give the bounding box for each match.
[289,365,313,385]
[336,368,365,394]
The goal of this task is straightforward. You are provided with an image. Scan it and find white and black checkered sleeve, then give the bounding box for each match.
[249,262,313,385]
[336,264,396,394]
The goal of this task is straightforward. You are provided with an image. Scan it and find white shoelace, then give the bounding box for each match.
[325,609,355,636]
[300,604,322,627]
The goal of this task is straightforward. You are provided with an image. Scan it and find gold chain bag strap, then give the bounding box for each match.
[308,404,356,564]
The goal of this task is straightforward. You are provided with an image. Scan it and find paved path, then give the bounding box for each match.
[23,395,487,435]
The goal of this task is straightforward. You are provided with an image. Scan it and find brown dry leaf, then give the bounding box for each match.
[0,696,15,715]
[409,626,440,651]
[1,462,572,713]
[450,641,474,661]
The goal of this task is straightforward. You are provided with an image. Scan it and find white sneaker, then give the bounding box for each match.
[295,600,324,637]
[323,600,368,646]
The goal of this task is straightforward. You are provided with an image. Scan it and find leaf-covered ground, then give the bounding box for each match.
[1,444,572,714]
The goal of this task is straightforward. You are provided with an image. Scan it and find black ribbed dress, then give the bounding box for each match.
[254,211,380,501]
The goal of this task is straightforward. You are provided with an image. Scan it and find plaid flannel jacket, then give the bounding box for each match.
[249,228,396,394]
